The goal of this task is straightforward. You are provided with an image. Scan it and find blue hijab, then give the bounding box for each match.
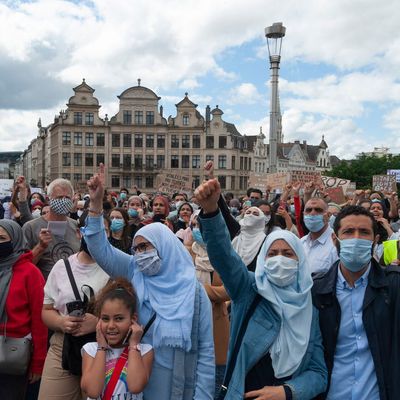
[255,230,313,378]
[133,222,197,351]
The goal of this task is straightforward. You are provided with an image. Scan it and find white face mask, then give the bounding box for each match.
[264,215,271,224]
[264,255,298,287]
[77,210,83,218]
[32,209,41,218]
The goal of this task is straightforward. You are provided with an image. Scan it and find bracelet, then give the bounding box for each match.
[97,346,109,352]
[89,208,103,215]
[128,344,141,352]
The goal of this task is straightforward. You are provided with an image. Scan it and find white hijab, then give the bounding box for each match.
[232,207,266,266]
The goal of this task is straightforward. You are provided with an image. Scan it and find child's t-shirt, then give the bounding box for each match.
[82,342,153,400]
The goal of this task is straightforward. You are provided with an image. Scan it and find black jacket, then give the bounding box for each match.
[312,259,400,400]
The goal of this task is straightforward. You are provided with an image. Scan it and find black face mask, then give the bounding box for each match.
[0,241,13,258]
[80,237,91,258]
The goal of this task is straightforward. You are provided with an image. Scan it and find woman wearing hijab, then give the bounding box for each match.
[232,207,267,272]
[195,179,327,400]
[84,168,215,399]
[0,220,47,400]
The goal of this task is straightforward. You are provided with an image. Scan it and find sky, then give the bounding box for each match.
[0,0,400,159]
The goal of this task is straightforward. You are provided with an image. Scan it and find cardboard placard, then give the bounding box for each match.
[321,176,351,192]
[372,175,397,192]
[290,170,323,186]
[0,179,14,199]
[325,187,346,204]
[157,172,193,197]
[248,172,289,191]
[346,182,356,198]
[387,169,400,183]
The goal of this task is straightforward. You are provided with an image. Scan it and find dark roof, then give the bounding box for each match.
[329,155,341,166]
[0,152,23,162]
[224,122,242,137]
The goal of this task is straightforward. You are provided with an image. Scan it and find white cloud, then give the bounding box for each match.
[227,83,263,105]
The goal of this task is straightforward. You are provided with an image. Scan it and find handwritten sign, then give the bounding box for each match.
[346,182,356,198]
[290,170,323,186]
[249,172,289,191]
[321,176,351,192]
[387,169,400,183]
[157,173,193,197]
[372,175,397,192]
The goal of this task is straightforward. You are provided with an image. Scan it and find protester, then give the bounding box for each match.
[312,205,400,399]
[109,208,132,254]
[22,178,80,279]
[173,201,194,232]
[38,237,109,400]
[84,165,215,399]
[195,179,327,399]
[81,278,153,399]
[301,197,338,275]
[141,195,173,230]
[0,220,47,400]
[127,195,145,238]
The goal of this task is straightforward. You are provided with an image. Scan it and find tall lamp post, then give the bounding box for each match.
[265,22,286,173]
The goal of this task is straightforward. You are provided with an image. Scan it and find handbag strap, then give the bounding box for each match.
[102,346,129,400]
[220,293,262,396]
[63,258,82,301]
[102,313,156,400]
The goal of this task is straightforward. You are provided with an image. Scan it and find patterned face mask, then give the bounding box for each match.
[49,197,73,215]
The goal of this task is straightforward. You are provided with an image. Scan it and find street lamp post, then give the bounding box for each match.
[265,22,286,173]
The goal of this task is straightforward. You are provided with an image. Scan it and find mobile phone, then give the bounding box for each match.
[244,200,252,207]
[122,328,132,345]
[66,300,85,317]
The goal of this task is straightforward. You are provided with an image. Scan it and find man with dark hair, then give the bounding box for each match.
[312,205,400,400]
[246,188,263,203]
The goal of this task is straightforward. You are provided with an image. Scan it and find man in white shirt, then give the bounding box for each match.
[301,197,338,274]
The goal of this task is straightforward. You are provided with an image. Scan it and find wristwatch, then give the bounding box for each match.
[129,344,141,352]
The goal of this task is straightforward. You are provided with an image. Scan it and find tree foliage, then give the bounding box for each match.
[327,154,400,189]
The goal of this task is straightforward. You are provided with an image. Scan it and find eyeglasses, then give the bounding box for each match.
[132,242,152,254]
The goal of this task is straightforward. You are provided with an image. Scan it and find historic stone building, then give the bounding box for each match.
[16,80,335,194]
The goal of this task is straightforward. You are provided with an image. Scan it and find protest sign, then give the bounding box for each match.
[290,170,323,186]
[321,176,351,192]
[387,169,400,183]
[157,172,193,197]
[0,179,14,199]
[325,187,346,204]
[372,175,397,192]
[249,172,289,191]
[346,182,356,198]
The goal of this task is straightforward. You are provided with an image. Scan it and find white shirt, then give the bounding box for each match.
[301,226,339,274]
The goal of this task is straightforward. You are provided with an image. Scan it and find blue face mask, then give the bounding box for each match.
[338,238,373,272]
[304,214,325,232]
[110,219,125,232]
[134,249,162,276]
[119,192,127,200]
[128,208,139,218]
[192,228,205,246]
[329,215,336,229]
[230,207,239,217]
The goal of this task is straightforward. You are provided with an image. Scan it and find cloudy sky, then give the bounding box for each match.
[0,0,399,159]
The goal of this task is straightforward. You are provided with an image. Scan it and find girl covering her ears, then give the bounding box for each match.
[81,278,153,400]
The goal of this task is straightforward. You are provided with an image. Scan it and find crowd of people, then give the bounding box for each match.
[0,160,399,400]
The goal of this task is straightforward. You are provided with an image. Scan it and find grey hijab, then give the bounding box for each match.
[0,220,27,322]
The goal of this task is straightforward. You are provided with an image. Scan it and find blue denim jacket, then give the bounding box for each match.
[200,211,327,400]
[84,216,215,399]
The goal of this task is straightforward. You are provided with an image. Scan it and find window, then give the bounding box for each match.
[240,157,243,170]
[206,155,214,162]
[134,176,142,188]
[192,176,200,189]
[62,132,71,145]
[218,175,226,189]
[74,132,82,146]
[182,155,189,168]
[73,173,82,182]
[134,134,143,147]
[145,155,154,169]
[85,153,94,166]
[219,136,227,149]
[96,153,105,165]
[111,175,120,187]
[123,111,132,125]
[231,176,236,190]
[171,135,179,148]
[96,133,105,146]
[193,134,200,148]
[192,155,201,169]
[218,155,227,169]
[171,155,179,168]
[62,152,71,166]
[123,154,131,168]
[244,157,247,170]
[249,158,251,171]
[62,173,71,180]
[239,176,244,190]
[85,113,94,125]
[156,155,165,169]
[183,114,189,126]
[146,111,154,125]
[145,176,154,188]
[123,133,132,148]
[112,134,120,147]
[134,155,143,169]
[157,134,165,148]
[182,135,190,148]
[74,153,82,167]
[134,111,143,124]
[122,176,131,188]
[85,132,94,146]
[206,136,214,149]
[112,154,120,168]
[146,134,154,148]
[74,112,82,125]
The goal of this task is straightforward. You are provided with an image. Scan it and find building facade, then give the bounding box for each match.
[16,80,335,195]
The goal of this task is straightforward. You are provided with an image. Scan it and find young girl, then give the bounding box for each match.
[81,279,153,400]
